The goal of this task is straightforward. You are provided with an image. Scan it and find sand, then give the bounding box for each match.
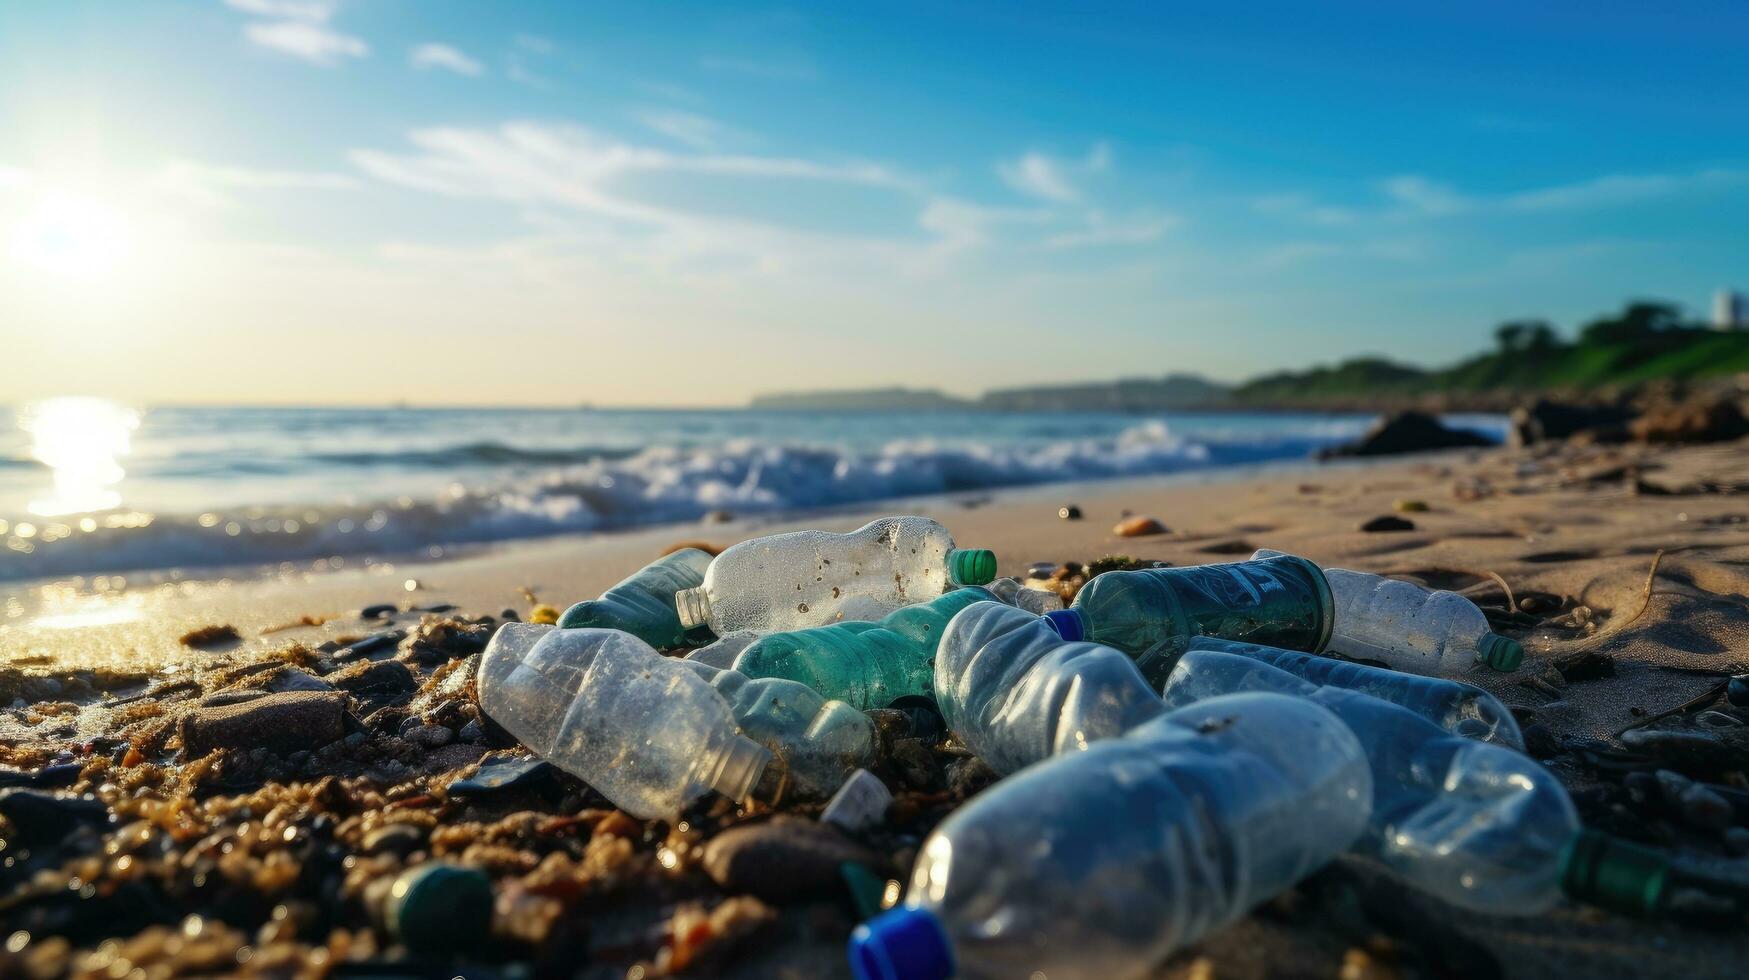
[5,439,1749,976]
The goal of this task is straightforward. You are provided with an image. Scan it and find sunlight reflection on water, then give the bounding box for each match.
[21,396,139,516]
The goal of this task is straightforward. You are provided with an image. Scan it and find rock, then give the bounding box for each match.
[1058,505,1082,520]
[1114,516,1168,537]
[1318,411,1495,459]
[360,603,398,620]
[329,658,417,712]
[0,763,82,789]
[362,823,427,857]
[404,724,454,750]
[179,691,347,758]
[701,816,881,902]
[1509,399,1634,446]
[332,631,406,661]
[457,719,487,744]
[17,676,63,702]
[1729,674,1749,708]
[260,666,335,694]
[1359,515,1416,533]
[399,617,493,665]
[1678,783,1736,831]
[385,864,494,953]
[445,755,553,799]
[0,789,109,845]
[200,689,269,708]
[1630,397,1749,444]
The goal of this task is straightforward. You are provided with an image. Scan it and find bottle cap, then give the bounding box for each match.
[849,906,954,980]
[1477,633,1524,672]
[948,549,998,586]
[1042,608,1085,641]
[1559,829,1669,916]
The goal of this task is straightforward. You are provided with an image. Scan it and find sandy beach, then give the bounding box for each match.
[5,438,1749,977]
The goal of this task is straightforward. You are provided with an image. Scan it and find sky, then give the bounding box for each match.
[1,0,1746,407]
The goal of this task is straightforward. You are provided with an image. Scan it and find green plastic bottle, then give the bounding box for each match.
[558,548,715,649]
[1043,554,1332,686]
[733,587,996,709]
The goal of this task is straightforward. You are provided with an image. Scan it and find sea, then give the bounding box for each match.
[0,400,1508,582]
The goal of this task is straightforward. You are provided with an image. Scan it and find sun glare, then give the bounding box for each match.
[21,397,141,516]
[7,192,132,278]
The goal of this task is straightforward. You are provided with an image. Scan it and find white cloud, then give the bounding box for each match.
[1505,169,1743,211]
[638,110,733,151]
[1381,175,1468,216]
[152,160,361,207]
[998,143,1111,203]
[225,0,366,66]
[1046,211,1174,250]
[1251,193,1355,226]
[222,0,332,19]
[411,43,484,77]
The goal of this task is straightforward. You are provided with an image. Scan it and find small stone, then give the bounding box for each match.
[1058,505,1082,520]
[363,823,427,857]
[1114,516,1168,537]
[0,789,109,846]
[1727,674,1749,708]
[179,691,348,758]
[386,863,494,953]
[1678,783,1735,831]
[1520,724,1563,760]
[445,755,553,799]
[200,689,269,708]
[330,658,417,712]
[820,769,893,833]
[360,603,398,620]
[1360,515,1416,533]
[405,724,454,749]
[0,763,82,789]
[1393,499,1430,513]
[701,816,882,902]
[1654,769,1693,806]
[457,719,486,744]
[333,631,406,661]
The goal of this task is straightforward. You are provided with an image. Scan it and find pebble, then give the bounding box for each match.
[1679,783,1736,831]
[701,816,881,902]
[179,691,348,758]
[329,658,417,711]
[446,755,554,799]
[1360,515,1416,533]
[0,763,82,789]
[1113,516,1168,537]
[333,631,407,661]
[386,863,494,953]
[404,723,455,750]
[0,789,109,846]
[1058,504,1082,520]
[457,718,487,744]
[1727,674,1749,709]
[360,603,399,620]
[363,823,428,857]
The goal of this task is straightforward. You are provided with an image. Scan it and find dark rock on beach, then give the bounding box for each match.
[1319,411,1496,458]
[178,690,348,758]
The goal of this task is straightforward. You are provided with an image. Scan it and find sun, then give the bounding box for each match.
[7,192,132,279]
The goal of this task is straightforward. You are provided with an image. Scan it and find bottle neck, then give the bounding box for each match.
[675,586,713,630]
[1559,829,1669,916]
[704,734,771,804]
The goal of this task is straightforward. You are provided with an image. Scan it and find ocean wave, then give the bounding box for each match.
[309,442,645,468]
[0,420,1377,581]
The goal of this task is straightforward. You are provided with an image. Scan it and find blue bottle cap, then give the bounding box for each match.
[849,907,954,980]
[1042,608,1084,641]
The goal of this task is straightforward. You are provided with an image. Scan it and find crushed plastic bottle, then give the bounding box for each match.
[673,517,997,635]
[558,547,715,648]
[1042,554,1332,685]
[676,660,876,800]
[1252,549,1522,673]
[477,623,769,819]
[985,576,1063,613]
[1161,648,1580,914]
[683,630,763,670]
[733,587,996,710]
[1184,636,1524,748]
[850,692,1373,980]
[934,600,1164,774]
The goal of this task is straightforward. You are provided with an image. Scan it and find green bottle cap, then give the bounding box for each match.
[1478,633,1524,672]
[949,549,997,586]
[388,862,495,952]
[1559,829,1669,917]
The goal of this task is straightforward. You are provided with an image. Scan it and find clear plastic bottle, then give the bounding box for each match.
[985,576,1063,613]
[676,661,876,800]
[1161,649,1575,914]
[477,624,769,820]
[1042,554,1333,685]
[1184,636,1524,748]
[673,517,997,635]
[683,630,764,670]
[558,548,715,649]
[934,600,1167,775]
[1252,549,1522,673]
[733,587,996,710]
[849,692,1373,980]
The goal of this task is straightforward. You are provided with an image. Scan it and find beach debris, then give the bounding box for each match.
[557,548,714,647]
[1360,515,1416,533]
[684,630,763,670]
[1058,504,1082,520]
[674,517,996,636]
[382,863,495,953]
[398,615,493,665]
[445,755,554,799]
[528,604,560,624]
[329,658,418,711]
[177,623,239,648]
[1114,515,1168,537]
[178,690,347,758]
[360,603,399,620]
[1318,411,1495,458]
[986,576,1064,613]
[701,816,881,902]
[821,769,894,834]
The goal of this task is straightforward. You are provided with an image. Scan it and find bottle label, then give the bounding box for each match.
[1136,556,1333,681]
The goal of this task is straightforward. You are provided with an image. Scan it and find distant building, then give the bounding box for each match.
[1714,289,1746,330]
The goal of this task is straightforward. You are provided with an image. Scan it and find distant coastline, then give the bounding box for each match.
[751,300,1749,414]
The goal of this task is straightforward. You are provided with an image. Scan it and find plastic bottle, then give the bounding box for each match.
[557,548,715,649]
[849,693,1373,980]
[683,630,763,670]
[1160,649,1620,915]
[934,600,1165,774]
[1252,549,1522,673]
[985,576,1063,614]
[1184,636,1524,748]
[1042,554,1333,685]
[676,661,876,800]
[477,624,769,820]
[733,587,997,710]
[674,517,997,635]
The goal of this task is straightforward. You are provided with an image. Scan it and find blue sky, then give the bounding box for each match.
[2,0,1746,405]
